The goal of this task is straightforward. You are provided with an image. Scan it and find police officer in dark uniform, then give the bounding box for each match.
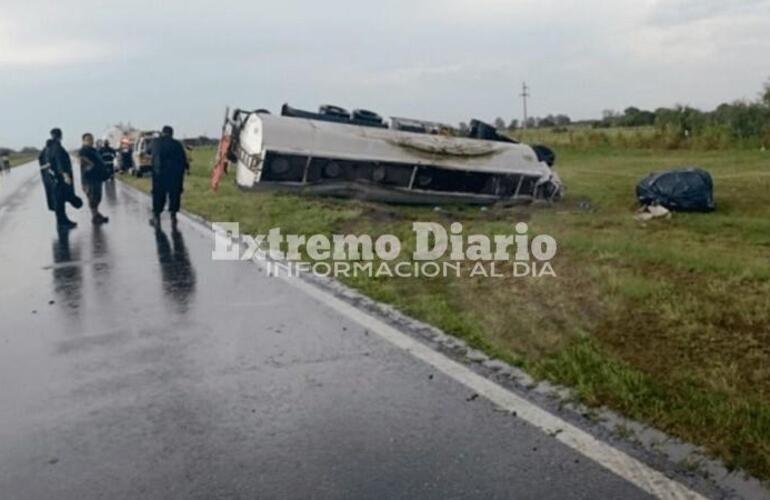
[78,133,110,224]
[1,152,10,172]
[40,128,82,229]
[118,138,134,174]
[98,139,117,179]
[150,125,189,227]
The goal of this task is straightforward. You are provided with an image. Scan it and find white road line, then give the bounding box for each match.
[284,274,705,500]
[136,194,707,499]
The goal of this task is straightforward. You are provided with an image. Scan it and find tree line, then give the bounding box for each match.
[0,146,40,157]
[485,79,770,148]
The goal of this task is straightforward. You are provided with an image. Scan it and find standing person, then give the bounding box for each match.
[41,128,81,229]
[118,137,133,174]
[1,151,10,172]
[78,133,110,224]
[98,139,117,179]
[150,126,188,227]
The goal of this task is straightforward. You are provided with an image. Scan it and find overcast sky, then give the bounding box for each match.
[1,0,769,148]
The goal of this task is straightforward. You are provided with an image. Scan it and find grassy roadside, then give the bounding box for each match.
[8,154,35,168]
[512,124,770,150]
[123,146,770,480]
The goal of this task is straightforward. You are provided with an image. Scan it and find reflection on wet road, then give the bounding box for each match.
[154,226,196,313]
[51,227,83,315]
[0,163,652,499]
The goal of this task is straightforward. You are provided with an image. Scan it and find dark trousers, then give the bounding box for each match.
[42,170,70,224]
[82,181,103,209]
[54,196,69,224]
[152,184,181,216]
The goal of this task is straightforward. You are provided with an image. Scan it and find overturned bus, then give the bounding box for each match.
[211,105,562,205]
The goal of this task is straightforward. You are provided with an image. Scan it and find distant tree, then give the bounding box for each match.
[624,106,641,116]
[494,117,506,130]
[714,101,769,139]
[554,114,571,126]
[620,106,655,127]
[601,109,619,127]
[508,118,519,130]
[762,78,770,107]
[524,117,537,129]
[19,147,39,155]
[654,105,706,137]
[183,136,217,147]
[458,122,470,134]
[639,111,656,126]
[538,115,556,128]
[716,102,733,112]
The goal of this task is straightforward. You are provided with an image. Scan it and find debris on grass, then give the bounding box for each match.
[636,167,715,212]
[634,203,671,222]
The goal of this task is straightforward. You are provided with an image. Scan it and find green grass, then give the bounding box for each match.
[511,125,769,150]
[123,146,770,480]
[513,126,658,149]
[8,154,35,168]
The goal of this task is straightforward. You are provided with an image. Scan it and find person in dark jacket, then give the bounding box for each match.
[118,138,133,174]
[150,125,189,227]
[38,140,58,214]
[40,128,81,229]
[78,133,109,224]
[98,139,117,179]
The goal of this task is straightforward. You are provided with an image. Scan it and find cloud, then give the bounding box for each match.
[0,0,769,148]
[624,1,770,66]
[335,64,468,87]
[647,0,770,26]
[0,39,113,67]
[0,19,114,67]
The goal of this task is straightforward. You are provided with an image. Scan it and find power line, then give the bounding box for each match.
[520,82,530,128]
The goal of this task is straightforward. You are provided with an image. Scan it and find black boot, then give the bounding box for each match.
[149,214,161,227]
[92,212,109,224]
[57,218,77,229]
[56,207,77,229]
[55,200,77,229]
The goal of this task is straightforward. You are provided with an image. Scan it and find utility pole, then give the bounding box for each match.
[520,81,530,129]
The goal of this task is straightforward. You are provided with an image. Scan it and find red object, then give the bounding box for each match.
[210,133,231,191]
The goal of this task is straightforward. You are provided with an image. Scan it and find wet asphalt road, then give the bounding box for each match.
[0,163,652,499]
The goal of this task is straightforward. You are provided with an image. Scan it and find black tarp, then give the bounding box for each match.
[636,167,715,212]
